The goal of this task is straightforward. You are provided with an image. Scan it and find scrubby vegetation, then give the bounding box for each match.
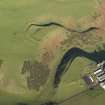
[21,60,50,91]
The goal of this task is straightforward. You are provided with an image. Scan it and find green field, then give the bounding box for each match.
[0,0,105,105]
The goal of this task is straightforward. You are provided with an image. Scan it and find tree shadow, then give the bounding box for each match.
[16,102,28,105]
[54,47,105,88]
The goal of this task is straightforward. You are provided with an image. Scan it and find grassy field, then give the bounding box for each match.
[0,0,104,105]
[60,86,105,105]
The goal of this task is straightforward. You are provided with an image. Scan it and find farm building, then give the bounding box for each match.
[94,61,105,90]
[83,75,94,89]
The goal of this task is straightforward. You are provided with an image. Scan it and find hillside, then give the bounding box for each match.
[0,0,105,105]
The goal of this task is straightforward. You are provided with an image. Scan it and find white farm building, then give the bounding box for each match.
[94,61,105,90]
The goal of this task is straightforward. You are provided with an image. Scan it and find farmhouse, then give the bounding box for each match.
[94,61,105,90]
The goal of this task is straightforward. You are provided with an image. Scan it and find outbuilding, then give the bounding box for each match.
[83,75,94,89]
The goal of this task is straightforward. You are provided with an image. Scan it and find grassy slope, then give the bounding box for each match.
[53,57,96,102]
[0,0,100,105]
[60,86,105,105]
